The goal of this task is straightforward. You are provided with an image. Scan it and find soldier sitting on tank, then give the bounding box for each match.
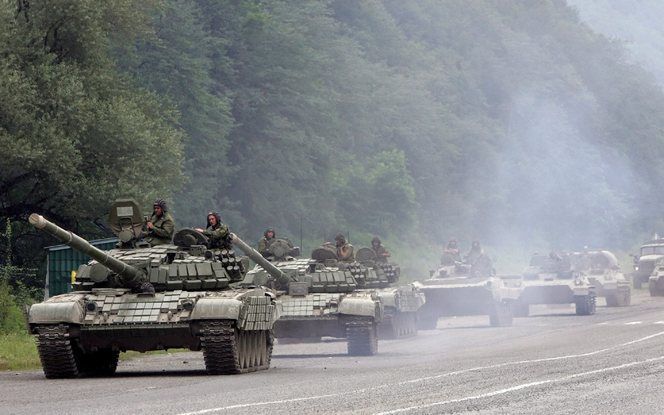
[335,233,355,262]
[195,211,231,249]
[258,228,277,257]
[464,240,483,265]
[371,236,390,263]
[144,199,175,246]
[442,239,462,265]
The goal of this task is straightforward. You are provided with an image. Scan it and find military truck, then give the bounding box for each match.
[632,238,664,289]
[233,238,389,356]
[27,199,278,378]
[570,250,630,306]
[648,257,664,296]
[414,251,520,329]
[511,253,596,317]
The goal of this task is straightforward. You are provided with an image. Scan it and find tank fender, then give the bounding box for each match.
[29,302,84,325]
[339,297,380,318]
[190,298,243,320]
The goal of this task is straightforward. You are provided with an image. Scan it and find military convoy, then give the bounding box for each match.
[415,251,520,329]
[511,253,596,317]
[27,200,278,378]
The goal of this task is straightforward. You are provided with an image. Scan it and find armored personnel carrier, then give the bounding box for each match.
[232,238,387,356]
[632,238,664,289]
[414,252,520,329]
[511,253,596,317]
[27,199,278,378]
[570,250,630,306]
[350,247,424,339]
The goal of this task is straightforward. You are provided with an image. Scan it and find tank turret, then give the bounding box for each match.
[29,213,144,284]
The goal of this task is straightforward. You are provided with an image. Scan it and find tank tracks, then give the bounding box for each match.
[199,320,273,374]
[606,286,631,306]
[36,325,80,379]
[346,316,378,356]
[35,324,120,379]
[575,294,597,315]
[379,312,417,339]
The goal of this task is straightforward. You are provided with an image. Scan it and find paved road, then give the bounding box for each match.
[3,290,664,414]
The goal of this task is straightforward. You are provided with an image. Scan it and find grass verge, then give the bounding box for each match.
[0,332,40,371]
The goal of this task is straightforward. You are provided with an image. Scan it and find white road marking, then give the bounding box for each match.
[625,321,643,325]
[374,355,664,414]
[175,330,664,415]
[654,321,664,325]
[597,322,609,325]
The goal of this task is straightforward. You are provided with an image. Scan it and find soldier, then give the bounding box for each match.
[464,240,483,265]
[195,212,230,249]
[144,199,175,246]
[258,228,276,257]
[335,233,355,262]
[442,239,462,264]
[371,236,390,263]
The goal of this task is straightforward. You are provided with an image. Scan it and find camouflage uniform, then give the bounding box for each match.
[203,212,230,249]
[371,237,390,263]
[145,203,175,247]
[335,234,355,262]
[258,228,276,257]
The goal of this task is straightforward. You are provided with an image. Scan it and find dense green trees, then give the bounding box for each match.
[3,0,664,282]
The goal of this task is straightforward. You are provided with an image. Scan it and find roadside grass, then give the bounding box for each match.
[0,331,40,371]
[0,332,188,372]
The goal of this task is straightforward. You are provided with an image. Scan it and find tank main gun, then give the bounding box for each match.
[29,213,144,282]
[230,233,291,281]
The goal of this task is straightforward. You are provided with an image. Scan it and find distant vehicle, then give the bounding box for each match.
[570,250,630,306]
[631,238,664,289]
[648,257,664,296]
[511,252,596,317]
[414,252,521,329]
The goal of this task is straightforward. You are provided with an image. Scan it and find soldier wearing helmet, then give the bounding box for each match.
[371,236,390,263]
[195,212,230,249]
[335,233,355,262]
[258,228,277,258]
[144,199,175,246]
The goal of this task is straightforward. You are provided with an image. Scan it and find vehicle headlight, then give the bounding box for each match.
[635,266,639,271]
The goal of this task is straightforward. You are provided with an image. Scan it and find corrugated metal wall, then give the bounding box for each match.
[46,238,118,297]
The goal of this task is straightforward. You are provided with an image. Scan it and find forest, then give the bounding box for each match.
[3,0,664,311]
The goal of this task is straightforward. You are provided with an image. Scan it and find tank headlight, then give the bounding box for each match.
[85,301,98,313]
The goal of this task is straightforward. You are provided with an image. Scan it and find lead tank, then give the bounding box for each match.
[414,252,521,329]
[353,247,425,339]
[512,252,596,316]
[28,199,278,378]
[232,238,383,356]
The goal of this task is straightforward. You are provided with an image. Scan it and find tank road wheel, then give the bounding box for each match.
[76,348,120,377]
[489,301,513,327]
[199,320,273,374]
[575,294,596,316]
[35,325,79,379]
[346,317,378,356]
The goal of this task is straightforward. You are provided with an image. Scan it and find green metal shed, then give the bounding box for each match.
[44,238,118,298]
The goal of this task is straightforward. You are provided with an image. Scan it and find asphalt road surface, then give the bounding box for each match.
[3,290,664,414]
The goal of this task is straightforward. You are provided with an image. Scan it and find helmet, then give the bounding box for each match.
[371,236,381,245]
[335,233,346,243]
[153,198,168,212]
[264,227,276,238]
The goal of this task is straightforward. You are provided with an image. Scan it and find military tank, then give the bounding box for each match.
[414,252,520,329]
[353,247,425,339]
[232,237,384,356]
[511,253,596,317]
[27,199,278,378]
[570,250,630,306]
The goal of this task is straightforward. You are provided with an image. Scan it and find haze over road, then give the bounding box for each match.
[3,291,664,414]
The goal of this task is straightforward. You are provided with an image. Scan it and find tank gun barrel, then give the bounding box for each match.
[29,213,143,281]
[230,233,287,280]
